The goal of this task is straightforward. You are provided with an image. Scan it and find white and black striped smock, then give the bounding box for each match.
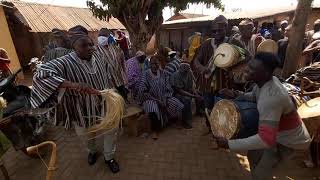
[30,45,122,129]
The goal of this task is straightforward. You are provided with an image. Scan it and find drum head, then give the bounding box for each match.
[209,99,240,139]
[214,43,239,68]
[298,97,320,119]
[257,39,278,54]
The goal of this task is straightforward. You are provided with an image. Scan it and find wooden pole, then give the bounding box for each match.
[282,0,313,78]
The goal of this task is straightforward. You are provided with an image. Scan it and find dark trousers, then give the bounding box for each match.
[177,96,192,126]
[116,85,129,101]
[148,112,161,132]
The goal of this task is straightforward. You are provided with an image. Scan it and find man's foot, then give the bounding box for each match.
[152,132,158,140]
[88,152,97,166]
[105,158,120,173]
[201,129,211,136]
[183,123,193,129]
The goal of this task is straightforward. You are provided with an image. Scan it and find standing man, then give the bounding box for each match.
[126,51,149,103]
[279,20,289,40]
[42,28,72,63]
[230,19,264,59]
[31,26,122,173]
[278,25,292,68]
[98,28,128,102]
[116,30,130,60]
[192,15,229,133]
[216,52,311,180]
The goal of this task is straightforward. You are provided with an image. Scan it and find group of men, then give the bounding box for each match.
[25,13,315,179]
[187,15,312,180]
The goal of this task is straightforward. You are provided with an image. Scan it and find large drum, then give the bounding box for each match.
[213,43,245,69]
[298,97,320,138]
[209,99,259,139]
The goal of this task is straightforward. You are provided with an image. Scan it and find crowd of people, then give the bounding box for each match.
[2,13,319,179]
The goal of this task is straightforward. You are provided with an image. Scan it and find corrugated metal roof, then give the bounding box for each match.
[163,3,320,25]
[6,1,125,32]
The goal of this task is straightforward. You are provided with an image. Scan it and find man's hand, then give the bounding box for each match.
[214,136,229,149]
[71,83,100,95]
[194,94,204,101]
[219,88,236,98]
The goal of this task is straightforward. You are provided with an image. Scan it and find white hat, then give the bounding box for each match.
[281,20,288,25]
[232,26,239,31]
[135,51,145,57]
[168,51,177,56]
[98,36,108,46]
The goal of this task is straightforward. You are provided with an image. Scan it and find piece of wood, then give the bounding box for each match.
[282,0,314,78]
[0,160,9,180]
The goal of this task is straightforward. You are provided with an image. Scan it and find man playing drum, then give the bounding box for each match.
[216,52,311,180]
[192,15,229,133]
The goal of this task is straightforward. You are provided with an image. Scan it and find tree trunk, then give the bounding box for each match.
[282,0,313,78]
[128,29,152,54]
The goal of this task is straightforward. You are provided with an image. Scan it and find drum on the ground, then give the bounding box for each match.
[298,97,320,138]
[208,99,259,139]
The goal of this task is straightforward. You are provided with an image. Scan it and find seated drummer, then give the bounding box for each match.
[170,61,203,129]
[216,52,311,180]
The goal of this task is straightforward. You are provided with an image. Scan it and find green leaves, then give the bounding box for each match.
[87,0,223,20]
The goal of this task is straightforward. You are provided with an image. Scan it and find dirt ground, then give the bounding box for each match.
[0,116,319,180]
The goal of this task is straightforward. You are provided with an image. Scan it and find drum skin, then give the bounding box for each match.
[209,97,259,139]
[214,43,240,68]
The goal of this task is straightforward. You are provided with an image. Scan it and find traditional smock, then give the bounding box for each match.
[139,69,184,127]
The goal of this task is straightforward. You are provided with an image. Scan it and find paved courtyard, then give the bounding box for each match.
[0,116,319,180]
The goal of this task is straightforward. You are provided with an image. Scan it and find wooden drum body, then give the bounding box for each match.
[209,98,259,139]
[298,97,320,139]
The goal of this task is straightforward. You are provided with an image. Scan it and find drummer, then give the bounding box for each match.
[216,52,311,180]
[192,15,229,133]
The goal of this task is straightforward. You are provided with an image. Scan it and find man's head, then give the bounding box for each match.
[211,15,228,41]
[247,52,279,84]
[150,55,160,74]
[68,25,95,60]
[136,51,146,63]
[284,24,292,38]
[239,19,255,40]
[117,30,123,37]
[99,28,112,37]
[51,28,69,48]
[280,20,289,30]
[314,19,320,32]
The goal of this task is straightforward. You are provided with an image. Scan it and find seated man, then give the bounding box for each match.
[164,51,180,76]
[126,51,149,103]
[170,61,202,129]
[139,55,184,140]
[216,52,311,180]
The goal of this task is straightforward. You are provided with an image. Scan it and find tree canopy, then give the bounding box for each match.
[87,0,223,52]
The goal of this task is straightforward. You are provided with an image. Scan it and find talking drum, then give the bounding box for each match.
[298,97,320,138]
[213,43,242,69]
[209,99,259,139]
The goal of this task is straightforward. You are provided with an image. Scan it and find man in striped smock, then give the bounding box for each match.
[42,29,72,63]
[216,52,311,180]
[163,50,180,75]
[31,26,123,173]
[139,55,184,140]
